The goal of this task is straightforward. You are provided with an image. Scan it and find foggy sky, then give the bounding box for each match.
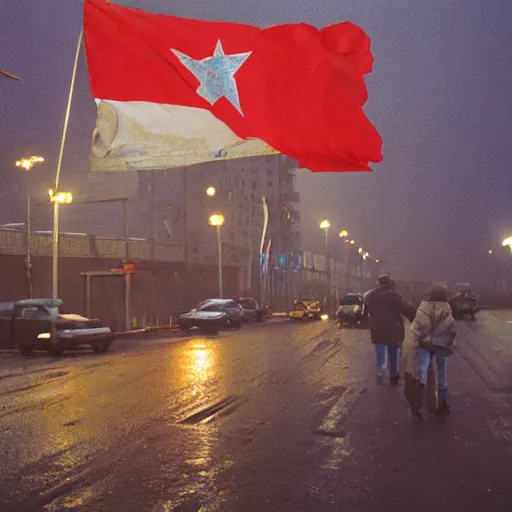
[1,0,511,283]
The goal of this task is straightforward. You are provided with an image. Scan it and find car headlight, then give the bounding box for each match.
[37,332,51,339]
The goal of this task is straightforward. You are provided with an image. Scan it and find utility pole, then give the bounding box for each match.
[25,195,33,298]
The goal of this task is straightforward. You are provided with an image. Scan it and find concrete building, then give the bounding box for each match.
[59,154,301,304]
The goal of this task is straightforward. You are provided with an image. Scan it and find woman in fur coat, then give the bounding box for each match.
[404,283,457,421]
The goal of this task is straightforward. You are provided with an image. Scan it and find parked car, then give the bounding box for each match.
[0,298,113,357]
[238,297,266,323]
[178,298,244,332]
[289,299,322,320]
[336,293,368,328]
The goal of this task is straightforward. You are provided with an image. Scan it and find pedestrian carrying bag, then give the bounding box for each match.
[418,305,455,357]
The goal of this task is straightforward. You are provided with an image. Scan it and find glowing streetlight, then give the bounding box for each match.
[319,220,330,249]
[48,189,74,300]
[376,259,380,264]
[319,220,331,306]
[49,189,73,204]
[209,213,225,298]
[208,213,224,227]
[502,236,512,249]
[206,186,216,197]
[358,247,364,255]
[350,240,355,245]
[339,230,349,238]
[488,250,493,255]
[15,155,44,171]
[15,155,45,299]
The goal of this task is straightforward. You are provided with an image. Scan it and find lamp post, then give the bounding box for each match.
[209,213,225,298]
[15,156,45,298]
[319,220,331,309]
[49,189,73,299]
[319,220,330,255]
[338,231,351,293]
[206,186,216,197]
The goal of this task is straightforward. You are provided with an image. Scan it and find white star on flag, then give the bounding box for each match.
[171,40,251,115]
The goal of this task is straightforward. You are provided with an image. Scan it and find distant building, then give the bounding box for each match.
[64,154,302,298]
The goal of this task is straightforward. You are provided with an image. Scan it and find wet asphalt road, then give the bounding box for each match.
[1,312,512,511]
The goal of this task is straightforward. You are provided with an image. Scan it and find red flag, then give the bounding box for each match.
[84,0,382,172]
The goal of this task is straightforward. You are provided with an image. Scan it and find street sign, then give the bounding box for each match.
[123,263,136,274]
[110,263,136,274]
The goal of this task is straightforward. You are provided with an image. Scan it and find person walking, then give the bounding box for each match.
[404,282,456,420]
[364,275,416,384]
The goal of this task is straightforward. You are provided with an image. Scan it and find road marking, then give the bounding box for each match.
[487,417,512,451]
[319,435,354,470]
[316,386,367,437]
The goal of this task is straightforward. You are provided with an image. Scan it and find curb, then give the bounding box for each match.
[114,325,178,338]
[114,313,290,337]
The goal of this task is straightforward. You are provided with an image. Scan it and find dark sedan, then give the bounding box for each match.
[178,299,244,333]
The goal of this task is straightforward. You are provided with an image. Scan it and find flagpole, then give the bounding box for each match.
[52,29,83,299]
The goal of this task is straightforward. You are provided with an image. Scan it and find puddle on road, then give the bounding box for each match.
[178,394,243,425]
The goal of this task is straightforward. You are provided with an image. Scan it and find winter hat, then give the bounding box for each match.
[425,282,448,302]
[377,274,392,287]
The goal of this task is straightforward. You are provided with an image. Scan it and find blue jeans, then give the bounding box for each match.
[374,344,400,377]
[418,349,448,391]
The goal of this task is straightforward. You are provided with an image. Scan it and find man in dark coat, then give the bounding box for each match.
[363,275,417,384]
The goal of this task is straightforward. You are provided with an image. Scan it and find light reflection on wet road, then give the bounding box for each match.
[1,314,512,511]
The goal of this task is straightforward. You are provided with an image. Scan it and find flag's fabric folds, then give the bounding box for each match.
[84,0,382,172]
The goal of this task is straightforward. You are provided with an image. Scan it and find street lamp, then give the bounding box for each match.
[339,230,348,239]
[502,236,512,249]
[319,219,330,230]
[49,189,73,299]
[319,220,331,309]
[206,186,216,197]
[16,156,44,171]
[49,190,73,204]
[15,155,45,299]
[319,219,330,253]
[209,213,225,298]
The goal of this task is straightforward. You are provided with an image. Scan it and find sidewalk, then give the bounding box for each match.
[299,329,512,511]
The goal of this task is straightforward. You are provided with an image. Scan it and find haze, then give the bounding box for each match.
[1,0,511,283]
